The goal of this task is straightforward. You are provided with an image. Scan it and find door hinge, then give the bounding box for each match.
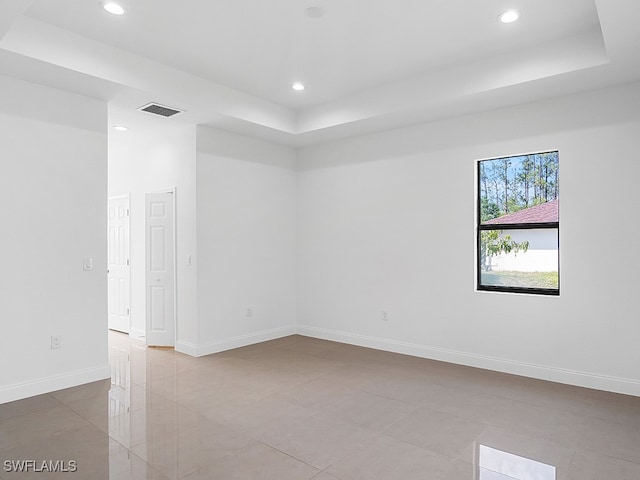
[126,209,130,216]
[126,308,130,315]
[126,259,130,266]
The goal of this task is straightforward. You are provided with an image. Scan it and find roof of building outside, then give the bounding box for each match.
[484,198,559,224]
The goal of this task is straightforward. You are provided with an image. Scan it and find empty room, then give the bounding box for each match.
[1,0,639,479]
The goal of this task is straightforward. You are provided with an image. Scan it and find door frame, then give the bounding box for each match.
[145,187,177,346]
[108,194,131,334]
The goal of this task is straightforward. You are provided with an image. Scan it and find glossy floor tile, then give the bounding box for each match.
[1,331,639,479]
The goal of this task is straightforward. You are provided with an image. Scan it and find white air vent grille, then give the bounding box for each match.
[138,103,183,117]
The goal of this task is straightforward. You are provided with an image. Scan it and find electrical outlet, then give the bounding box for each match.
[83,257,93,271]
[51,336,62,349]
[382,310,389,322]
[246,307,254,317]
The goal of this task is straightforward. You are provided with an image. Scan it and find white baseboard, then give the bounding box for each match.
[175,339,198,356]
[184,325,297,357]
[0,364,111,404]
[296,325,640,397]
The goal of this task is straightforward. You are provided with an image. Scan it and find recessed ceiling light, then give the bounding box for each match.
[103,2,125,15]
[304,6,325,19]
[292,82,306,91]
[498,10,520,24]
[113,125,128,131]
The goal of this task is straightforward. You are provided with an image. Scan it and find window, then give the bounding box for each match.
[477,151,559,295]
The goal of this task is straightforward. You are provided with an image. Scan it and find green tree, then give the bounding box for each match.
[479,162,490,204]
[480,197,500,222]
[541,152,559,201]
[531,152,559,204]
[492,158,512,214]
[480,230,529,271]
[517,156,535,207]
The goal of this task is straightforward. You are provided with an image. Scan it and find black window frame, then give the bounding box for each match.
[476,152,560,296]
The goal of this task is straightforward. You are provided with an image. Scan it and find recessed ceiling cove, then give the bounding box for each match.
[0,0,638,146]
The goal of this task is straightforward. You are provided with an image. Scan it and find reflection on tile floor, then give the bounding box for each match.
[1,331,639,479]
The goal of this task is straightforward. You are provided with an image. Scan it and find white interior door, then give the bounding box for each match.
[108,196,131,333]
[145,191,175,347]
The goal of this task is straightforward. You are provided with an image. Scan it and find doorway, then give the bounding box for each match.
[145,189,176,347]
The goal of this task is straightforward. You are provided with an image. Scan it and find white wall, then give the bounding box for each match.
[490,229,558,272]
[0,75,109,403]
[194,126,297,355]
[297,82,640,396]
[108,111,197,346]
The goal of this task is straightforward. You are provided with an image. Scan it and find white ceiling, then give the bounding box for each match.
[0,0,639,146]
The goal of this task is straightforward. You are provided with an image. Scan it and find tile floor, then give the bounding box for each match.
[1,331,639,479]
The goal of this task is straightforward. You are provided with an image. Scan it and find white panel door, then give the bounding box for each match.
[108,196,130,333]
[145,191,175,347]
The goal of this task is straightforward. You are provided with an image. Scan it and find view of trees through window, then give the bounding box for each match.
[478,151,559,294]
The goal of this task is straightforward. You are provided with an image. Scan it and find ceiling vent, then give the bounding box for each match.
[138,103,183,117]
